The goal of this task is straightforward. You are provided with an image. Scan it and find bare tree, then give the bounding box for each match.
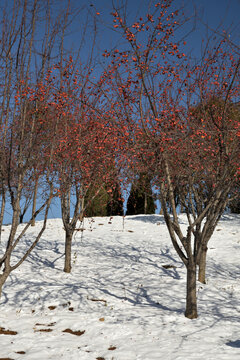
[0,0,81,298]
[105,0,239,319]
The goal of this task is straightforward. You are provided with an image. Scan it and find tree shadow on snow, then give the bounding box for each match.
[218,214,240,222]
[1,272,90,308]
[2,227,184,314]
[99,286,183,314]
[11,237,65,271]
[125,215,165,224]
[226,340,240,348]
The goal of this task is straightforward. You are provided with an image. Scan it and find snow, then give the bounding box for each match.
[0,214,240,359]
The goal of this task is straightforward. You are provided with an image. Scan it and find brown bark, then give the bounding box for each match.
[0,190,6,240]
[64,230,73,273]
[31,176,39,226]
[198,246,208,284]
[0,272,9,299]
[185,263,198,319]
[78,196,85,222]
[144,193,147,214]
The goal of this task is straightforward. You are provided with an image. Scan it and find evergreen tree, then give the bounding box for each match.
[107,182,124,216]
[84,186,109,217]
[84,180,124,217]
[229,183,240,214]
[126,174,155,215]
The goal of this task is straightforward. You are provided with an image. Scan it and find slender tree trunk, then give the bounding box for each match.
[0,191,6,240]
[0,258,11,299]
[0,256,11,299]
[198,246,208,284]
[79,197,85,222]
[31,176,39,226]
[64,230,73,273]
[185,263,198,319]
[0,274,7,299]
[144,193,147,214]
[180,202,184,213]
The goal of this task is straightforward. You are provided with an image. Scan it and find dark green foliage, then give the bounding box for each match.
[229,199,240,214]
[126,174,155,215]
[107,182,124,216]
[229,184,240,214]
[84,186,109,217]
[84,181,123,217]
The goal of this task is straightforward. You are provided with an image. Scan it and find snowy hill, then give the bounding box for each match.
[0,214,239,359]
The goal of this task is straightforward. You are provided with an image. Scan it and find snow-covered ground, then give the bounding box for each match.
[0,214,239,360]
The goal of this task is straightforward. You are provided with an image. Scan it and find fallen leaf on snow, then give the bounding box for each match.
[62,328,85,336]
[0,327,17,335]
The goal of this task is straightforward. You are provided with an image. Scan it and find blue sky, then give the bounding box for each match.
[2,0,239,223]
[67,0,240,59]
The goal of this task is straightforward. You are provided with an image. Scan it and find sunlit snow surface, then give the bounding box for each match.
[0,214,239,359]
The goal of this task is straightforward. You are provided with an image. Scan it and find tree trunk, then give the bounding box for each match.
[144,193,147,214]
[185,264,198,319]
[0,191,6,241]
[0,267,10,299]
[31,176,39,226]
[198,246,208,284]
[180,202,184,213]
[64,230,73,273]
[0,277,4,299]
[78,197,85,222]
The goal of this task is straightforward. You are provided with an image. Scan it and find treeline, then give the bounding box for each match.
[85,178,240,217]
